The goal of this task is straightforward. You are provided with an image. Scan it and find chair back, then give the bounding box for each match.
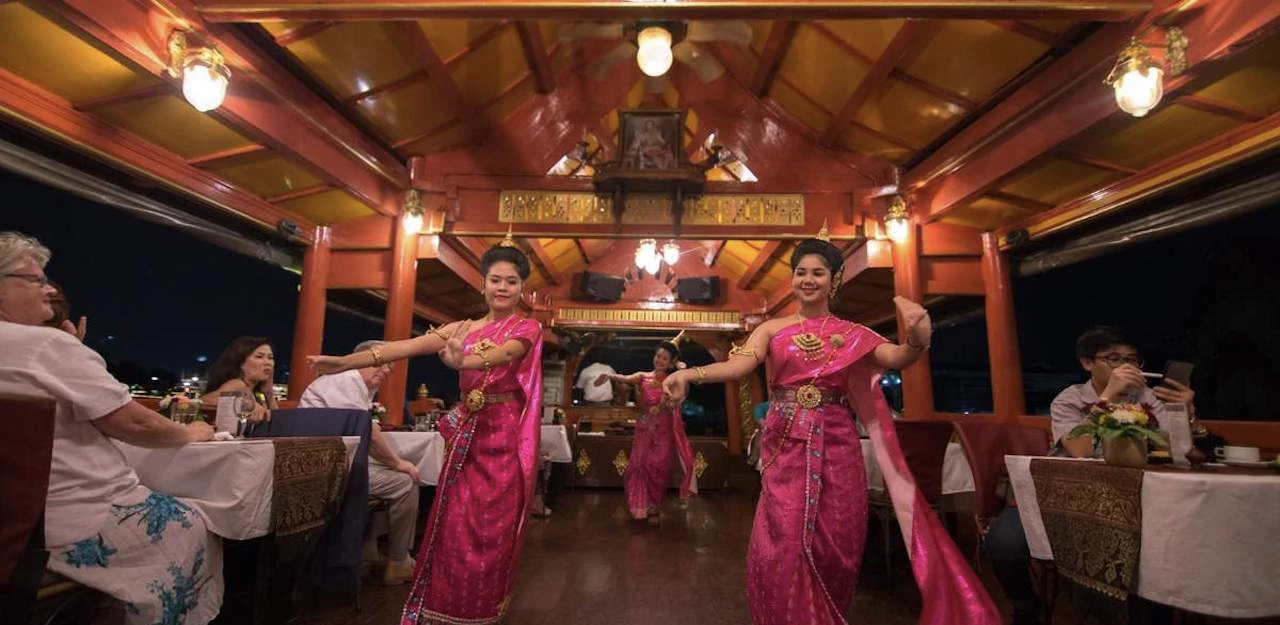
[248,409,372,575]
[953,422,1051,521]
[0,394,56,623]
[894,421,956,503]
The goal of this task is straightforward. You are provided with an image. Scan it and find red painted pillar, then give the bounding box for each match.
[382,218,418,426]
[288,226,330,400]
[892,221,935,420]
[982,232,1025,422]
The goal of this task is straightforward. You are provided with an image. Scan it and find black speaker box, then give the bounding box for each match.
[675,276,720,304]
[578,271,625,302]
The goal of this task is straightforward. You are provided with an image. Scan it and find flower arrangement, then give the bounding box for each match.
[370,401,387,422]
[1069,401,1167,445]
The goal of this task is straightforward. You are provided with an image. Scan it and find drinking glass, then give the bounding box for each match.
[233,393,255,438]
[172,400,201,425]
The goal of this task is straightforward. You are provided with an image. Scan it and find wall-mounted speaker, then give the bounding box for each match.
[578,271,625,303]
[674,276,720,305]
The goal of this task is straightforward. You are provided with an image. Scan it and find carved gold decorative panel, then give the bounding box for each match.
[557,308,741,327]
[576,448,592,475]
[612,449,630,476]
[693,452,709,479]
[499,191,804,226]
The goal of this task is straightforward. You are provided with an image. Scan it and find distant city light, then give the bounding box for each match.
[195,356,208,363]
[106,335,115,341]
[150,376,159,381]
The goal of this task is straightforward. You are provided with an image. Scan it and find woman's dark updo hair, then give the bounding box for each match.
[480,245,531,281]
[204,336,272,393]
[790,238,843,272]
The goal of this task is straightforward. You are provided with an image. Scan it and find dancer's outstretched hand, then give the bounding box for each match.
[663,371,689,408]
[440,320,472,369]
[307,354,349,376]
[893,296,932,349]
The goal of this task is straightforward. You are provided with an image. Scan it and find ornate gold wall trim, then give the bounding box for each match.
[498,191,804,226]
[557,307,742,327]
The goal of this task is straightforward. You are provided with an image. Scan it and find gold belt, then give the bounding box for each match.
[770,385,847,409]
[463,390,518,412]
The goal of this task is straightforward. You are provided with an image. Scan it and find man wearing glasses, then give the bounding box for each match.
[1050,326,1195,453]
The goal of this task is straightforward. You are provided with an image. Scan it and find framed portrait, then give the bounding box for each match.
[619,109,684,170]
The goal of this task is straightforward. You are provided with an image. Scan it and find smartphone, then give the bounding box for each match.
[1163,360,1194,387]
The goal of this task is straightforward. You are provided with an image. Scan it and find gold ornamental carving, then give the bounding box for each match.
[612,449,630,476]
[499,191,804,226]
[738,376,756,448]
[693,452,709,479]
[557,307,741,327]
[576,448,592,475]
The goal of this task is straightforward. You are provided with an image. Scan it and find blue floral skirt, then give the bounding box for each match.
[47,488,223,625]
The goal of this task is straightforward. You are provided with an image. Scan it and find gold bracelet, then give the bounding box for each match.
[728,342,758,361]
[369,346,384,366]
[694,366,707,384]
[428,325,451,341]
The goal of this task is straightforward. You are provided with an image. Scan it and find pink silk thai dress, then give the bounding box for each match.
[624,374,697,516]
[401,316,543,625]
[747,317,998,625]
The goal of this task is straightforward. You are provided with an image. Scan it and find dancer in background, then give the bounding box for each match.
[595,332,697,520]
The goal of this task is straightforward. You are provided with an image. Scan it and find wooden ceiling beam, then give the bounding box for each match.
[704,240,725,267]
[750,21,798,96]
[1001,106,1280,245]
[806,23,977,111]
[983,190,1054,212]
[773,74,918,151]
[394,22,484,142]
[266,183,333,204]
[1054,150,1139,175]
[452,236,490,266]
[574,239,592,265]
[196,0,1152,22]
[436,237,484,287]
[39,0,408,218]
[72,83,172,111]
[820,21,933,147]
[515,20,555,94]
[737,240,783,290]
[986,20,1061,47]
[1175,94,1265,123]
[522,238,564,286]
[185,143,270,168]
[272,20,337,46]
[905,0,1280,223]
[0,67,317,240]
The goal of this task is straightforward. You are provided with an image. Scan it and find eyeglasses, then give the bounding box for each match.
[3,273,50,287]
[1096,354,1143,368]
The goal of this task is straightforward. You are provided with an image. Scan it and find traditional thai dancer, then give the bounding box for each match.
[308,233,542,625]
[663,226,998,625]
[593,333,697,520]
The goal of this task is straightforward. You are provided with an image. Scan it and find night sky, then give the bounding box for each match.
[4,169,1277,418]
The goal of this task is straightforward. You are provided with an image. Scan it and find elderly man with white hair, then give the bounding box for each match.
[299,340,420,585]
[0,232,221,625]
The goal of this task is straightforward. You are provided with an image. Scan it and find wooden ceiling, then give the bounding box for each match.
[1,0,1278,324]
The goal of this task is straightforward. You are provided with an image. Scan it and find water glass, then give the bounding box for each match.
[172,400,201,425]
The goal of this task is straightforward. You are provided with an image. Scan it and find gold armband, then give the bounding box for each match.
[694,366,708,384]
[369,346,384,366]
[728,342,758,361]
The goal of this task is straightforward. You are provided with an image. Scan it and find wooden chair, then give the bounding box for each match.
[952,422,1051,569]
[0,394,56,625]
[869,420,955,585]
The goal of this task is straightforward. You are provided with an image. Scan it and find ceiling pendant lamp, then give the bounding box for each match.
[635,26,674,77]
[1105,27,1187,118]
[884,195,911,243]
[167,31,230,112]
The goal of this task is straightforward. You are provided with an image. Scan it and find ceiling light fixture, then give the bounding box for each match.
[884,195,911,243]
[635,25,674,77]
[167,31,230,112]
[1105,27,1187,118]
[401,190,424,234]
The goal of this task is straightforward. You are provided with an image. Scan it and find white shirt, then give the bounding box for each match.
[0,321,140,546]
[1049,382,1168,443]
[298,369,372,411]
[576,362,616,403]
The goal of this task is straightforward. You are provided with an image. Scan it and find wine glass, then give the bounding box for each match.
[234,392,255,438]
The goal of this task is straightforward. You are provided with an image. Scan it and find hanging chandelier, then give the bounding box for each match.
[634,239,680,275]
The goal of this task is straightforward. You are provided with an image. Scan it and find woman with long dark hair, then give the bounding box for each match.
[201,336,278,422]
[663,228,998,625]
[308,234,543,625]
[594,334,696,520]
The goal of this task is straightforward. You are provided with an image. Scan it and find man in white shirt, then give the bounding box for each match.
[576,359,616,404]
[299,340,420,585]
[1050,326,1195,454]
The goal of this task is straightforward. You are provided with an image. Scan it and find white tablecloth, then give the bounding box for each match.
[116,436,360,540]
[1007,455,1280,618]
[382,425,573,486]
[862,440,975,495]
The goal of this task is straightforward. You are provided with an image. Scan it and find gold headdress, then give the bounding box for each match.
[668,330,687,347]
[816,218,830,242]
[498,224,517,248]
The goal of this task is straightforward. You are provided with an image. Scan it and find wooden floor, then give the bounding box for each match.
[304,486,979,625]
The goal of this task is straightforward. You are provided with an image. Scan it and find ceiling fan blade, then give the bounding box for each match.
[558,22,625,44]
[589,41,636,80]
[673,41,724,83]
[685,20,753,47]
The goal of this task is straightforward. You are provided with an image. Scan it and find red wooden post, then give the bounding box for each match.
[892,221,935,420]
[382,218,419,426]
[288,226,330,400]
[982,232,1025,421]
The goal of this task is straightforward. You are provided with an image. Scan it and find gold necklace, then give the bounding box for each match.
[794,315,836,410]
[463,315,521,412]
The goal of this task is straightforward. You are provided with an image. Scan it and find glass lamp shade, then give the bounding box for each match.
[643,256,662,276]
[401,210,424,234]
[1113,63,1164,117]
[635,26,674,77]
[885,216,910,243]
[661,242,680,266]
[181,59,229,112]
